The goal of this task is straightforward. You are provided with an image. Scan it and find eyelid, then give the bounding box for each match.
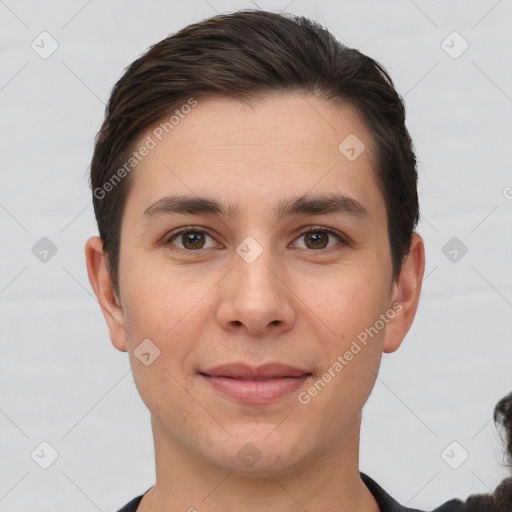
[291,225,349,251]
[163,225,348,251]
[164,226,219,248]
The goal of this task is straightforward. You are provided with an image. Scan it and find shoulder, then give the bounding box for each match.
[115,491,147,512]
[360,472,467,512]
[360,472,423,511]
[430,499,467,511]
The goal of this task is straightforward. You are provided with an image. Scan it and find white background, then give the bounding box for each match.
[0,0,511,510]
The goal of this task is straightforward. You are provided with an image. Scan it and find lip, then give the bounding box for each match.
[201,362,311,379]
[199,363,312,404]
[200,374,312,404]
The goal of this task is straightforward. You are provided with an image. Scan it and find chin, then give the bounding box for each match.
[201,431,309,476]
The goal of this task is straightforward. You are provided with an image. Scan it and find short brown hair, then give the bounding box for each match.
[89,9,419,295]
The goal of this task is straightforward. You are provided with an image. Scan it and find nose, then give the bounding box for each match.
[215,242,296,337]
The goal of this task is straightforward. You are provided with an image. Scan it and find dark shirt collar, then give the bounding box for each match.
[360,472,426,511]
[118,471,463,512]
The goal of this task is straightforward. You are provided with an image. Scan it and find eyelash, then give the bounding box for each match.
[164,226,348,252]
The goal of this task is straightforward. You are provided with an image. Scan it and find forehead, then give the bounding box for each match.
[124,92,384,223]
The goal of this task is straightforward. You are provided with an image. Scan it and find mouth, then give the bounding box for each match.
[200,375,310,381]
[198,363,313,404]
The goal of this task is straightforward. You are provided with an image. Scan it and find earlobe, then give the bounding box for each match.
[84,236,128,352]
[383,233,426,354]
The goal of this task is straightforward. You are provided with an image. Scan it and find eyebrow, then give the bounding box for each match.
[142,193,370,222]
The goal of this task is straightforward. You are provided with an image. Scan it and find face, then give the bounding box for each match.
[88,92,423,476]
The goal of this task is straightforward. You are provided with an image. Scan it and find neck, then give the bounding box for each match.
[138,415,380,512]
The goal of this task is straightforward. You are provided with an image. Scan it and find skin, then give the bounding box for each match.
[86,92,425,512]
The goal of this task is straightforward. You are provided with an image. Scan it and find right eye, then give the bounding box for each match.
[164,228,221,251]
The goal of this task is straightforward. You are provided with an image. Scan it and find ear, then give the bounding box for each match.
[383,233,425,354]
[85,236,127,352]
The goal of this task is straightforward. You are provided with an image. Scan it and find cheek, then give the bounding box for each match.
[296,263,389,396]
[119,252,204,338]
[296,270,388,418]
[298,262,390,339]
[119,275,195,417]
[118,253,217,403]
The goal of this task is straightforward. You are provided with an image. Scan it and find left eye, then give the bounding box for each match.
[293,227,345,250]
[164,227,345,251]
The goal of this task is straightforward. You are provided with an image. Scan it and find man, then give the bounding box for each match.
[85,9,466,511]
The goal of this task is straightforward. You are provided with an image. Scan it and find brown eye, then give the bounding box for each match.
[303,231,329,249]
[181,231,205,250]
[294,227,346,251]
[165,229,217,251]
